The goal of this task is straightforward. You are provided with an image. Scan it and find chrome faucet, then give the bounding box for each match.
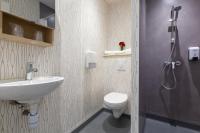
[26,62,38,80]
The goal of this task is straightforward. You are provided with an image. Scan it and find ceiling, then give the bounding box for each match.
[40,0,55,9]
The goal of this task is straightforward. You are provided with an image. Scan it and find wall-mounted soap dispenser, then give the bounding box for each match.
[85,50,97,69]
[188,47,200,61]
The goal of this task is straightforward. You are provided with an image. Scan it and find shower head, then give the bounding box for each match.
[174,6,182,11]
[168,6,182,32]
[170,6,175,20]
[170,6,182,21]
[174,6,182,21]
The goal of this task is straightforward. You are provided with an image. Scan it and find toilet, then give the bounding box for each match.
[104,92,128,118]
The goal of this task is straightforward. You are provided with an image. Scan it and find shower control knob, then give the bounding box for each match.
[175,61,181,66]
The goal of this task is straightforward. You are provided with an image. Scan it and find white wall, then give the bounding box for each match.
[107,0,132,50]
[57,0,107,132]
[103,0,132,114]
[57,0,134,130]
[103,56,132,114]
[131,0,139,132]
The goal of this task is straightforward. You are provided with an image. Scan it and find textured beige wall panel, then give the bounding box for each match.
[103,0,132,114]
[107,0,131,50]
[1,0,39,21]
[131,0,139,132]
[103,56,131,114]
[0,0,61,133]
[58,0,107,132]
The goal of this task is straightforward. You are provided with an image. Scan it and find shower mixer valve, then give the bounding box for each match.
[164,61,181,69]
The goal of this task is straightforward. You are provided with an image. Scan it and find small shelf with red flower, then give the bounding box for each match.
[103,48,131,57]
[103,41,131,57]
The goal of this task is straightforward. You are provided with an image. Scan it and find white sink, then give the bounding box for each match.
[0,76,64,128]
[0,76,64,102]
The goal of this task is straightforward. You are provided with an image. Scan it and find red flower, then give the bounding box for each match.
[119,42,126,51]
[119,42,126,47]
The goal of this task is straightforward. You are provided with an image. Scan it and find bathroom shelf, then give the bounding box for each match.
[103,49,131,57]
[0,11,54,47]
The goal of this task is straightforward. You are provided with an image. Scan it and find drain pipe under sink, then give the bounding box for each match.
[17,99,40,128]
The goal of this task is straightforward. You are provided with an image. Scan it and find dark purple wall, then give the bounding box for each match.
[140,0,200,126]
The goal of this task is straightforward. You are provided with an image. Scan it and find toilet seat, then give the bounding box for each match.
[104,92,128,109]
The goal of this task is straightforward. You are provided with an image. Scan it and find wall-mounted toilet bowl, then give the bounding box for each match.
[104,92,128,118]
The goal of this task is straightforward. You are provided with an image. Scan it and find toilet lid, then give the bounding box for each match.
[104,92,128,104]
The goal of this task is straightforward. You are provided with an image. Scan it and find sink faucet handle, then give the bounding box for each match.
[26,62,38,72]
[26,62,38,80]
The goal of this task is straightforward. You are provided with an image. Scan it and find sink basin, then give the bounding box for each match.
[0,76,64,102]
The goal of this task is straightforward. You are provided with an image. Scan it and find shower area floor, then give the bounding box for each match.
[73,110,130,133]
[140,117,200,133]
